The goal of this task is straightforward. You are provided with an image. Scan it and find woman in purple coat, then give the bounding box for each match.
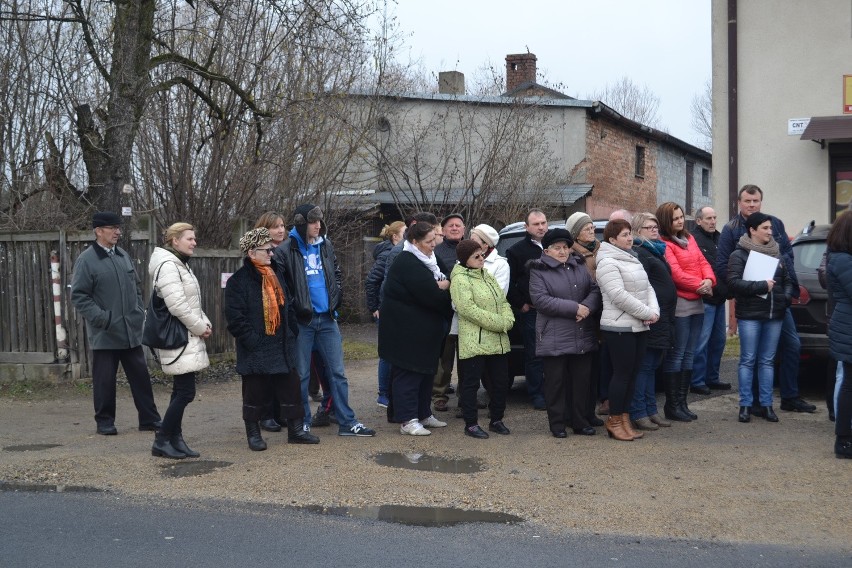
[528,229,602,438]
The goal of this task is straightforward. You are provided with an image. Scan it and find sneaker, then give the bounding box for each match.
[377,394,389,408]
[421,415,447,428]
[400,419,431,436]
[780,397,817,413]
[311,407,331,427]
[339,422,376,437]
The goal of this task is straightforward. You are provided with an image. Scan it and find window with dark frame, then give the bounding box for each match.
[635,146,645,178]
[702,168,709,197]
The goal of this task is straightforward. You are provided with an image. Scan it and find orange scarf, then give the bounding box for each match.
[250,259,286,335]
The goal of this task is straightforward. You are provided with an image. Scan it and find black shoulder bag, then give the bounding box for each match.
[142,262,189,363]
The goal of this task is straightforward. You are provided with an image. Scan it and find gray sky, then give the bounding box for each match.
[390,0,711,146]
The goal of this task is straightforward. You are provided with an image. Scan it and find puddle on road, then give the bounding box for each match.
[3,444,62,452]
[301,504,523,526]
[0,481,100,493]
[160,460,232,478]
[373,452,484,473]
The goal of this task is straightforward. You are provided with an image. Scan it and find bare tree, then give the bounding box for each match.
[690,78,712,151]
[591,76,662,129]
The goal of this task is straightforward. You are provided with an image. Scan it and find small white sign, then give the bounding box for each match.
[121,206,132,216]
[221,273,233,288]
[788,118,810,135]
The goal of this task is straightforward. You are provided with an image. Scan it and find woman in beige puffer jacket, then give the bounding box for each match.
[596,220,659,441]
[147,223,212,459]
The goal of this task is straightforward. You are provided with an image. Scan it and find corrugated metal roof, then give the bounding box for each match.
[800,115,852,142]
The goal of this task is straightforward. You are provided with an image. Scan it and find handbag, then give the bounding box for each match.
[142,262,189,361]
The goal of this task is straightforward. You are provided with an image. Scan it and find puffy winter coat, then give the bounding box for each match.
[148,247,211,375]
[661,233,716,301]
[596,242,659,333]
[827,251,852,362]
[634,241,677,351]
[225,257,299,376]
[450,264,514,360]
[364,240,394,313]
[528,252,601,357]
[483,248,510,295]
[379,251,453,375]
[727,246,791,321]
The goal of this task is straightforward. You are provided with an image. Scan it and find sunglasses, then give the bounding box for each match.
[253,247,275,254]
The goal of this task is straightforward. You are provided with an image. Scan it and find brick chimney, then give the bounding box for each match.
[505,53,537,92]
[438,71,465,95]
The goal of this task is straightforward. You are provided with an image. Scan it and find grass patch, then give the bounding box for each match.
[0,379,90,401]
[342,339,378,361]
[723,335,740,359]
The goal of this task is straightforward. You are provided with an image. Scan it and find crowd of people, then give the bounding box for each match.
[69,183,851,460]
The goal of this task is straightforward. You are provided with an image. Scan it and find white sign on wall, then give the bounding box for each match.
[788,118,811,136]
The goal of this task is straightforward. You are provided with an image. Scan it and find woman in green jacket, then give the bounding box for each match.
[450,240,515,439]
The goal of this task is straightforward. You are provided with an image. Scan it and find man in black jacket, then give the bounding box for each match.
[275,204,376,437]
[432,213,464,412]
[690,206,732,394]
[506,209,548,409]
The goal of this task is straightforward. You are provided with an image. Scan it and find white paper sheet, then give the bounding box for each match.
[742,251,779,299]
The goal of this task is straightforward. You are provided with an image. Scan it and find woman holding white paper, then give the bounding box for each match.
[727,212,793,423]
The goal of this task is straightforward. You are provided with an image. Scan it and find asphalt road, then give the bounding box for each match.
[1,491,847,568]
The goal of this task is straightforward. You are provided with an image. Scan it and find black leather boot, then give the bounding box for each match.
[762,406,779,422]
[152,431,186,459]
[244,420,267,451]
[170,431,200,458]
[259,418,282,432]
[678,370,698,420]
[738,406,751,423]
[288,420,320,444]
[663,372,692,422]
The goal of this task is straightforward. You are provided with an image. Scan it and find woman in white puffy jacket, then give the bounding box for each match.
[596,219,659,442]
[147,223,212,459]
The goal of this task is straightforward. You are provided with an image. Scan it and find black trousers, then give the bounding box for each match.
[601,331,648,415]
[160,373,196,435]
[241,372,305,423]
[91,347,160,427]
[458,354,509,427]
[392,366,433,423]
[542,352,594,432]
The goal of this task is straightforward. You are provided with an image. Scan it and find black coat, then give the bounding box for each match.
[827,251,852,362]
[225,257,299,376]
[634,243,677,351]
[275,233,343,325]
[378,251,453,375]
[727,246,792,321]
[506,234,543,310]
[691,226,728,304]
[365,240,393,313]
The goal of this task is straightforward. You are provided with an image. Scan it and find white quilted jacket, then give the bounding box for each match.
[595,242,659,333]
[148,247,211,375]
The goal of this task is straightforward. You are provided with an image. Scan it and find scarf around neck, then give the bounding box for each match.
[403,239,446,281]
[737,233,781,259]
[164,244,190,265]
[636,237,667,257]
[668,233,689,249]
[249,258,286,334]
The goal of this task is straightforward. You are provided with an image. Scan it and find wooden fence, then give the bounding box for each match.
[0,230,379,380]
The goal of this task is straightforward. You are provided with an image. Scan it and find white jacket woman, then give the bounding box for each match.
[596,241,659,333]
[148,246,211,375]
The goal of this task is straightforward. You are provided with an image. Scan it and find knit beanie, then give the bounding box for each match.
[565,212,593,239]
[470,224,499,248]
[456,239,483,267]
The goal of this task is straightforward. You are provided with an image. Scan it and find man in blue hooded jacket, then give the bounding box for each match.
[275,203,376,436]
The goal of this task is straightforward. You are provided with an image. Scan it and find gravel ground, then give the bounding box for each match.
[0,324,849,552]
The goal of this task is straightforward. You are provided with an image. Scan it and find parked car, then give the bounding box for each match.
[790,221,831,360]
[496,219,607,381]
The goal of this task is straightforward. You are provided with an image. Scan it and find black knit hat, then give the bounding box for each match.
[542,228,574,249]
[456,239,482,267]
[92,211,122,228]
[745,212,771,231]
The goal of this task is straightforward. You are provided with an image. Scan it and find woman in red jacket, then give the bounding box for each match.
[656,202,716,421]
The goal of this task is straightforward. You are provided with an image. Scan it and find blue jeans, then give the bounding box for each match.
[777,309,802,399]
[296,313,357,428]
[664,313,704,373]
[692,303,726,387]
[378,358,391,398]
[630,347,664,420]
[521,309,544,403]
[737,318,783,407]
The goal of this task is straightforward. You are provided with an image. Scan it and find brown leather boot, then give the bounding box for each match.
[621,414,644,439]
[605,414,634,441]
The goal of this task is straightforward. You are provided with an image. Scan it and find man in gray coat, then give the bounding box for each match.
[71,212,161,435]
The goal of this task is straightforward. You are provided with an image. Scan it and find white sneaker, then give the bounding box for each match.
[400,419,431,436]
[421,415,447,428]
